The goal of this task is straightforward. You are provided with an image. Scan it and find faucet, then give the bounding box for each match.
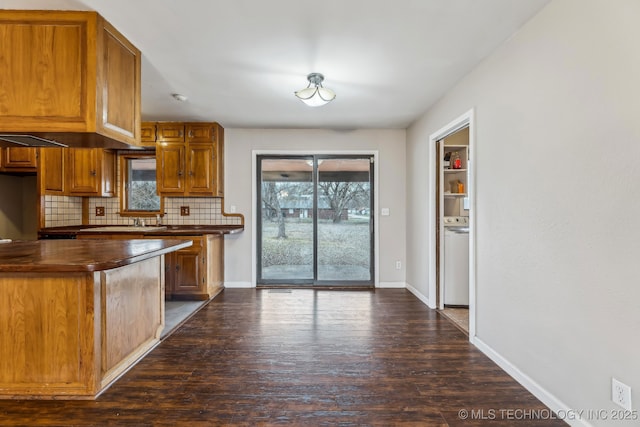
[133,218,144,227]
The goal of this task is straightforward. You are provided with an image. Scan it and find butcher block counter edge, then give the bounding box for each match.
[0,239,192,273]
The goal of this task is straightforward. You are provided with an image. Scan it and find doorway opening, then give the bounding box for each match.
[256,155,374,287]
[429,109,476,339]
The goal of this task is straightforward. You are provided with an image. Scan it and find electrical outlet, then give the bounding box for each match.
[180,206,190,216]
[395,261,402,270]
[95,206,105,217]
[612,378,632,410]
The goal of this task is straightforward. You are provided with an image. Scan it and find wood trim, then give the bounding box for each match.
[118,152,165,217]
[220,197,245,225]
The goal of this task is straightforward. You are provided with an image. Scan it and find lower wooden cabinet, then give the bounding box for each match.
[76,233,223,300]
[165,235,223,300]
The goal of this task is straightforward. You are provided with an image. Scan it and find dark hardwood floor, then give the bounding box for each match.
[0,289,565,426]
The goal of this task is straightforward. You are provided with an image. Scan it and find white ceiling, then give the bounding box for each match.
[2,0,550,129]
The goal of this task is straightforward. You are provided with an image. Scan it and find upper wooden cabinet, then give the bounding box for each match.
[38,148,66,195]
[67,149,116,197]
[0,148,38,172]
[140,123,158,147]
[38,148,115,197]
[148,122,224,197]
[157,123,186,143]
[0,10,141,147]
[156,143,186,193]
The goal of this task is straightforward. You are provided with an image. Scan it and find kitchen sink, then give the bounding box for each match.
[165,225,208,230]
[79,226,168,232]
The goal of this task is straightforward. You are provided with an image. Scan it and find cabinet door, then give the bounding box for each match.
[67,149,100,194]
[187,143,214,195]
[2,147,38,170]
[100,149,117,197]
[156,123,185,142]
[0,16,84,133]
[157,143,186,193]
[39,148,65,195]
[172,238,206,299]
[98,19,141,145]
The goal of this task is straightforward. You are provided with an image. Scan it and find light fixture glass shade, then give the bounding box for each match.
[295,73,336,107]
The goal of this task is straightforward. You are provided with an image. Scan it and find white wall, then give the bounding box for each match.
[223,128,406,287]
[407,0,639,424]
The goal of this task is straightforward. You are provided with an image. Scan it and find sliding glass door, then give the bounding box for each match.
[257,155,374,286]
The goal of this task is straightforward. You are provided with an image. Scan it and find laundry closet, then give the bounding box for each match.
[437,127,470,331]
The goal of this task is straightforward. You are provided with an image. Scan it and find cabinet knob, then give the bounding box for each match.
[178,171,183,176]
[90,170,97,176]
[188,130,193,138]
[189,171,194,176]
[179,130,183,137]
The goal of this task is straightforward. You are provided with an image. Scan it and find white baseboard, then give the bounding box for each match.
[472,337,590,427]
[223,281,254,288]
[405,282,433,308]
[377,281,406,288]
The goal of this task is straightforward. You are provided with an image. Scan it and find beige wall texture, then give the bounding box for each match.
[223,128,406,287]
[0,174,37,240]
[407,0,639,424]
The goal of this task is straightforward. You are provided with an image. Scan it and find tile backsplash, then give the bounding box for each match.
[44,195,242,227]
[44,195,83,227]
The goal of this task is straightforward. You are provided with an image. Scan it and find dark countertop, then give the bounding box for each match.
[0,239,192,273]
[39,224,244,237]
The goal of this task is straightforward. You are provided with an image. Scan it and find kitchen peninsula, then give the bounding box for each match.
[0,239,191,399]
[41,224,244,300]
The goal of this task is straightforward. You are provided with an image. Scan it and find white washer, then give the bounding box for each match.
[444,227,469,306]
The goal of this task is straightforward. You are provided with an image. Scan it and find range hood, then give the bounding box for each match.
[0,135,67,148]
[0,10,142,150]
[0,133,142,149]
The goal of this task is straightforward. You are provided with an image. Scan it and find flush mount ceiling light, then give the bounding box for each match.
[172,93,188,102]
[295,73,336,107]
